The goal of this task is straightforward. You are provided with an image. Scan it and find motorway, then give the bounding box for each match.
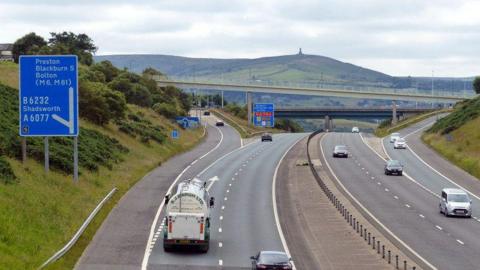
[76,116,240,270]
[145,132,306,269]
[319,125,480,270]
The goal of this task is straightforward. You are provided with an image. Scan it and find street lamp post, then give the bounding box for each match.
[431,70,434,109]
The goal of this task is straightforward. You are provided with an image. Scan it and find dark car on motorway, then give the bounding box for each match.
[261,132,272,142]
[332,145,348,158]
[385,160,403,176]
[215,120,224,126]
[250,251,293,270]
[203,111,210,115]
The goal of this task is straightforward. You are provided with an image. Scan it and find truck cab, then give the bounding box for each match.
[163,179,214,252]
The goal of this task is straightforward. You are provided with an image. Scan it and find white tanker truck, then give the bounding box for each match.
[163,178,215,252]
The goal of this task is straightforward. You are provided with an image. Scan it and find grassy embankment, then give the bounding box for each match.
[423,97,480,179]
[211,109,281,138]
[375,109,450,138]
[0,62,204,270]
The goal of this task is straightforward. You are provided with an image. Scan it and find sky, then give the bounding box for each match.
[0,0,479,77]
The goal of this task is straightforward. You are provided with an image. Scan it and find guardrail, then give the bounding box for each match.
[39,188,117,269]
[306,132,428,270]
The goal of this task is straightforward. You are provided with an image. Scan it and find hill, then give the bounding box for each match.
[94,53,393,87]
[0,62,204,269]
[94,53,475,92]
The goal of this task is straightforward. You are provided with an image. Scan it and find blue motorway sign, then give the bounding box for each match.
[171,129,179,139]
[175,116,200,129]
[253,103,274,127]
[19,55,78,136]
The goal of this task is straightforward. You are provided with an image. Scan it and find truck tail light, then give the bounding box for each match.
[200,222,204,234]
[168,222,173,233]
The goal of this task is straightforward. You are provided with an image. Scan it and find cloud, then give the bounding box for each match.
[0,0,479,76]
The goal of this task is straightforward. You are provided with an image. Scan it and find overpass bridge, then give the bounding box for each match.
[155,78,471,125]
[155,78,470,103]
[275,107,433,119]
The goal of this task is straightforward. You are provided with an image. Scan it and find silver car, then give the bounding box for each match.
[439,188,472,217]
[393,138,407,149]
[333,145,349,158]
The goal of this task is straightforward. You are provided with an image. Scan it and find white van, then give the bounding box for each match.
[439,188,472,218]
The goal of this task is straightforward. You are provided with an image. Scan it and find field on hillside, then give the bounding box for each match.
[0,62,204,269]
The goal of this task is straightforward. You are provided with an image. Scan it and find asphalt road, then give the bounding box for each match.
[146,133,306,270]
[76,115,240,270]
[320,132,480,270]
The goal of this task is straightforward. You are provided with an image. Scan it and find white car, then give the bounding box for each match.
[389,132,400,143]
[351,127,359,133]
[394,138,407,149]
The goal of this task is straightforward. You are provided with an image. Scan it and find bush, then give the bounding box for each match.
[0,156,16,184]
[153,102,178,119]
[427,96,480,134]
[79,80,126,125]
[116,112,167,144]
[275,119,304,132]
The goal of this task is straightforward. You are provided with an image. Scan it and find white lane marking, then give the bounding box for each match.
[394,196,399,199]
[320,133,438,270]
[219,228,222,233]
[239,168,242,171]
[243,164,246,167]
[385,188,389,192]
[206,176,219,191]
[272,135,305,270]
[224,197,228,201]
[221,205,225,210]
[235,172,238,176]
[405,204,411,208]
[229,183,232,187]
[198,124,224,160]
[232,177,235,180]
[191,159,198,165]
[366,171,369,174]
[457,239,464,245]
[220,216,223,220]
[403,120,437,139]
[219,242,223,247]
[407,139,480,203]
[371,177,375,180]
[226,189,230,193]
[436,225,443,231]
[377,182,381,185]
[359,132,440,199]
[419,214,425,218]
[219,259,223,266]
[361,167,365,170]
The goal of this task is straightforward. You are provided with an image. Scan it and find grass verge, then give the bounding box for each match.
[375,109,450,137]
[422,116,480,179]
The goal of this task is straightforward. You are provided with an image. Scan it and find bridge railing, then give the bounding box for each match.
[155,75,475,99]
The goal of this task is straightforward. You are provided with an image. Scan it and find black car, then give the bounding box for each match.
[250,251,292,270]
[385,160,403,176]
[261,132,272,142]
[203,111,210,116]
[215,120,224,126]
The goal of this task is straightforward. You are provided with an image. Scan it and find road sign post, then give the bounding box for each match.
[253,103,274,127]
[19,55,79,180]
[171,129,179,139]
[44,137,49,173]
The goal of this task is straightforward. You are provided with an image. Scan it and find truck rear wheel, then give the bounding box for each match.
[200,243,209,253]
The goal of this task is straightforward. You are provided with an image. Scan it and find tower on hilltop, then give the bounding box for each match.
[298,48,303,55]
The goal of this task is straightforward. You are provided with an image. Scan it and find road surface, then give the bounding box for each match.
[146,133,306,269]
[320,131,480,270]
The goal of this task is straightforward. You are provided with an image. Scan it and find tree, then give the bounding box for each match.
[474,77,480,94]
[12,32,47,63]
[91,61,120,82]
[48,32,97,65]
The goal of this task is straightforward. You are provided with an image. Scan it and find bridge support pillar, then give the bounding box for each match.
[221,90,224,108]
[247,91,252,125]
[324,115,331,131]
[392,101,398,125]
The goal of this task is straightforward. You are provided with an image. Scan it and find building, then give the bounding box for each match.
[0,44,14,62]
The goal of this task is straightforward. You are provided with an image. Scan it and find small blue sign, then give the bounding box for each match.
[171,129,179,139]
[19,55,79,136]
[253,103,274,127]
